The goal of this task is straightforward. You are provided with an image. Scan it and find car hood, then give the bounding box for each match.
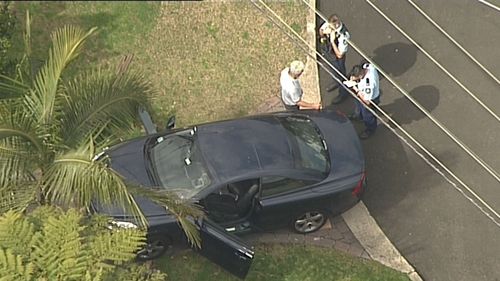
[308,110,365,179]
[106,137,153,187]
[102,137,174,220]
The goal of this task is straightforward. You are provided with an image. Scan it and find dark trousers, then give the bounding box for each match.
[326,52,348,98]
[283,103,299,112]
[355,97,380,133]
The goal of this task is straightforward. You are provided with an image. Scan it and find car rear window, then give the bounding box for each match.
[277,116,329,176]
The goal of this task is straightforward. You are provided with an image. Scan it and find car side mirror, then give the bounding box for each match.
[166,116,176,131]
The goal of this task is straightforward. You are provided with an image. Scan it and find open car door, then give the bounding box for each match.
[195,218,255,279]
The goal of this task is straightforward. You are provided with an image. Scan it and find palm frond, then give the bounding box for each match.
[127,185,204,248]
[59,67,154,148]
[0,110,44,195]
[0,74,29,100]
[43,141,148,227]
[23,25,97,125]
[0,182,38,214]
[0,106,43,154]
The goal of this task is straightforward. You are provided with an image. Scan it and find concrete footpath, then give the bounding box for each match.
[343,202,422,281]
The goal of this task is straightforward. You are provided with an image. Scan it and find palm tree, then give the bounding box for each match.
[0,13,201,246]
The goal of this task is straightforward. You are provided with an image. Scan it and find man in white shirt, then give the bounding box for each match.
[318,14,351,104]
[343,63,380,139]
[280,60,322,111]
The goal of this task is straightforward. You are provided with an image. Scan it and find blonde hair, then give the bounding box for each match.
[289,60,305,76]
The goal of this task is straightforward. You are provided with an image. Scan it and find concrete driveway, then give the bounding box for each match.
[317,1,500,280]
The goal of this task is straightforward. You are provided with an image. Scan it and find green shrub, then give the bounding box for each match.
[0,206,166,281]
[0,1,16,75]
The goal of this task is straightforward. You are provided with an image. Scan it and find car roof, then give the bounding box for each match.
[197,116,295,182]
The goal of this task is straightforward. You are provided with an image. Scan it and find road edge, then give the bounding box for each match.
[342,202,424,281]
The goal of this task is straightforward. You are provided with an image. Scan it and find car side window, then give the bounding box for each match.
[261,176,315,197]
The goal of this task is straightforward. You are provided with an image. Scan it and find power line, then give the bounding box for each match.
[407,0,500,85]
[478,0,500,12]
[299,0,500,189]
[365,0,500,123]
[250,0,500,228]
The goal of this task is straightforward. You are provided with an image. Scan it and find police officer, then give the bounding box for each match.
[318,14,351,104]
[343,62,380,139]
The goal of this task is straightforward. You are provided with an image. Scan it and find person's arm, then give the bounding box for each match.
[331,41,344,59]
[297,100,322,110]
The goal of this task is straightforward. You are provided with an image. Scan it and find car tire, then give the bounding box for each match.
[291,210,328,234]
[136,237,172,261]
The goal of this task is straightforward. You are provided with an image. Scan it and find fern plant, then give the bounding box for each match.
[0,206,167,281]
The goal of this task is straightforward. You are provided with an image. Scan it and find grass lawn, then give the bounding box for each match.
[9,1,161,75]
[135,1,308,126]
[9,1,308,127]
[158,244,410,281]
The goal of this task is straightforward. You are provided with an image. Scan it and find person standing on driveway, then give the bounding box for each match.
[319,14,351,105]
[280,60,322,111]
[343,63,380,139]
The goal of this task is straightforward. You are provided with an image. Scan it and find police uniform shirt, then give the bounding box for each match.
[329,24,350,55]
[357,63,379,101]
[280,67,303,106]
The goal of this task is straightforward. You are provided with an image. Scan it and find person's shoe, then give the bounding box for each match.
[359,130,374,140]
[331,94,346,104]
[326,83,339,92]
[347,113,361,121]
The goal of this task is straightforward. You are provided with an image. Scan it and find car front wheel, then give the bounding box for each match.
[292,211,327,234]
[136,237,172,261]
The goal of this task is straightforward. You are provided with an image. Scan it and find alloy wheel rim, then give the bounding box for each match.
[294,212,325,233]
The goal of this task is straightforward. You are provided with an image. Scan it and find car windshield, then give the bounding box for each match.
[278,115,329,176]
[147,128,211,199]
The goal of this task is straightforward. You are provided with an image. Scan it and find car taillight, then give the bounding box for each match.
[352,171,366,198]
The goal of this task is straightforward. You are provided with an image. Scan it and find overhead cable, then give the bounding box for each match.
[407,0,500,85]
[365,0,500,123]
[299,0,500,186]
[250,0,500,228]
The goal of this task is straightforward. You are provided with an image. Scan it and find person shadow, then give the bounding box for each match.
[379,85,440,125]
[347,42,418,82]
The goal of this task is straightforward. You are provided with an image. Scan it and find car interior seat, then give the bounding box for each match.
[236,183,259,216]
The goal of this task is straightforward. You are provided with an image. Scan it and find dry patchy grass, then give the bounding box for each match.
[135,1,308,127]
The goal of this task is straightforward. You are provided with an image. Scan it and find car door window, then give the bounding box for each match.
[261,176,315,197]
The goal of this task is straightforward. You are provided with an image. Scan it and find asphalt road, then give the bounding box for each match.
[316,1,500,280]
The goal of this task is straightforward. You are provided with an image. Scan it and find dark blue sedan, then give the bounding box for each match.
[96,110,366,279]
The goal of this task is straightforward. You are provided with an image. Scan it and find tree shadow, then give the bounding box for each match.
[381,85,440,125]
[371,42,418,77]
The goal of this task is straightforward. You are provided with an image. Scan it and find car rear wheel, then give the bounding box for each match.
[136,237,172,261]
[292,211,327,234]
